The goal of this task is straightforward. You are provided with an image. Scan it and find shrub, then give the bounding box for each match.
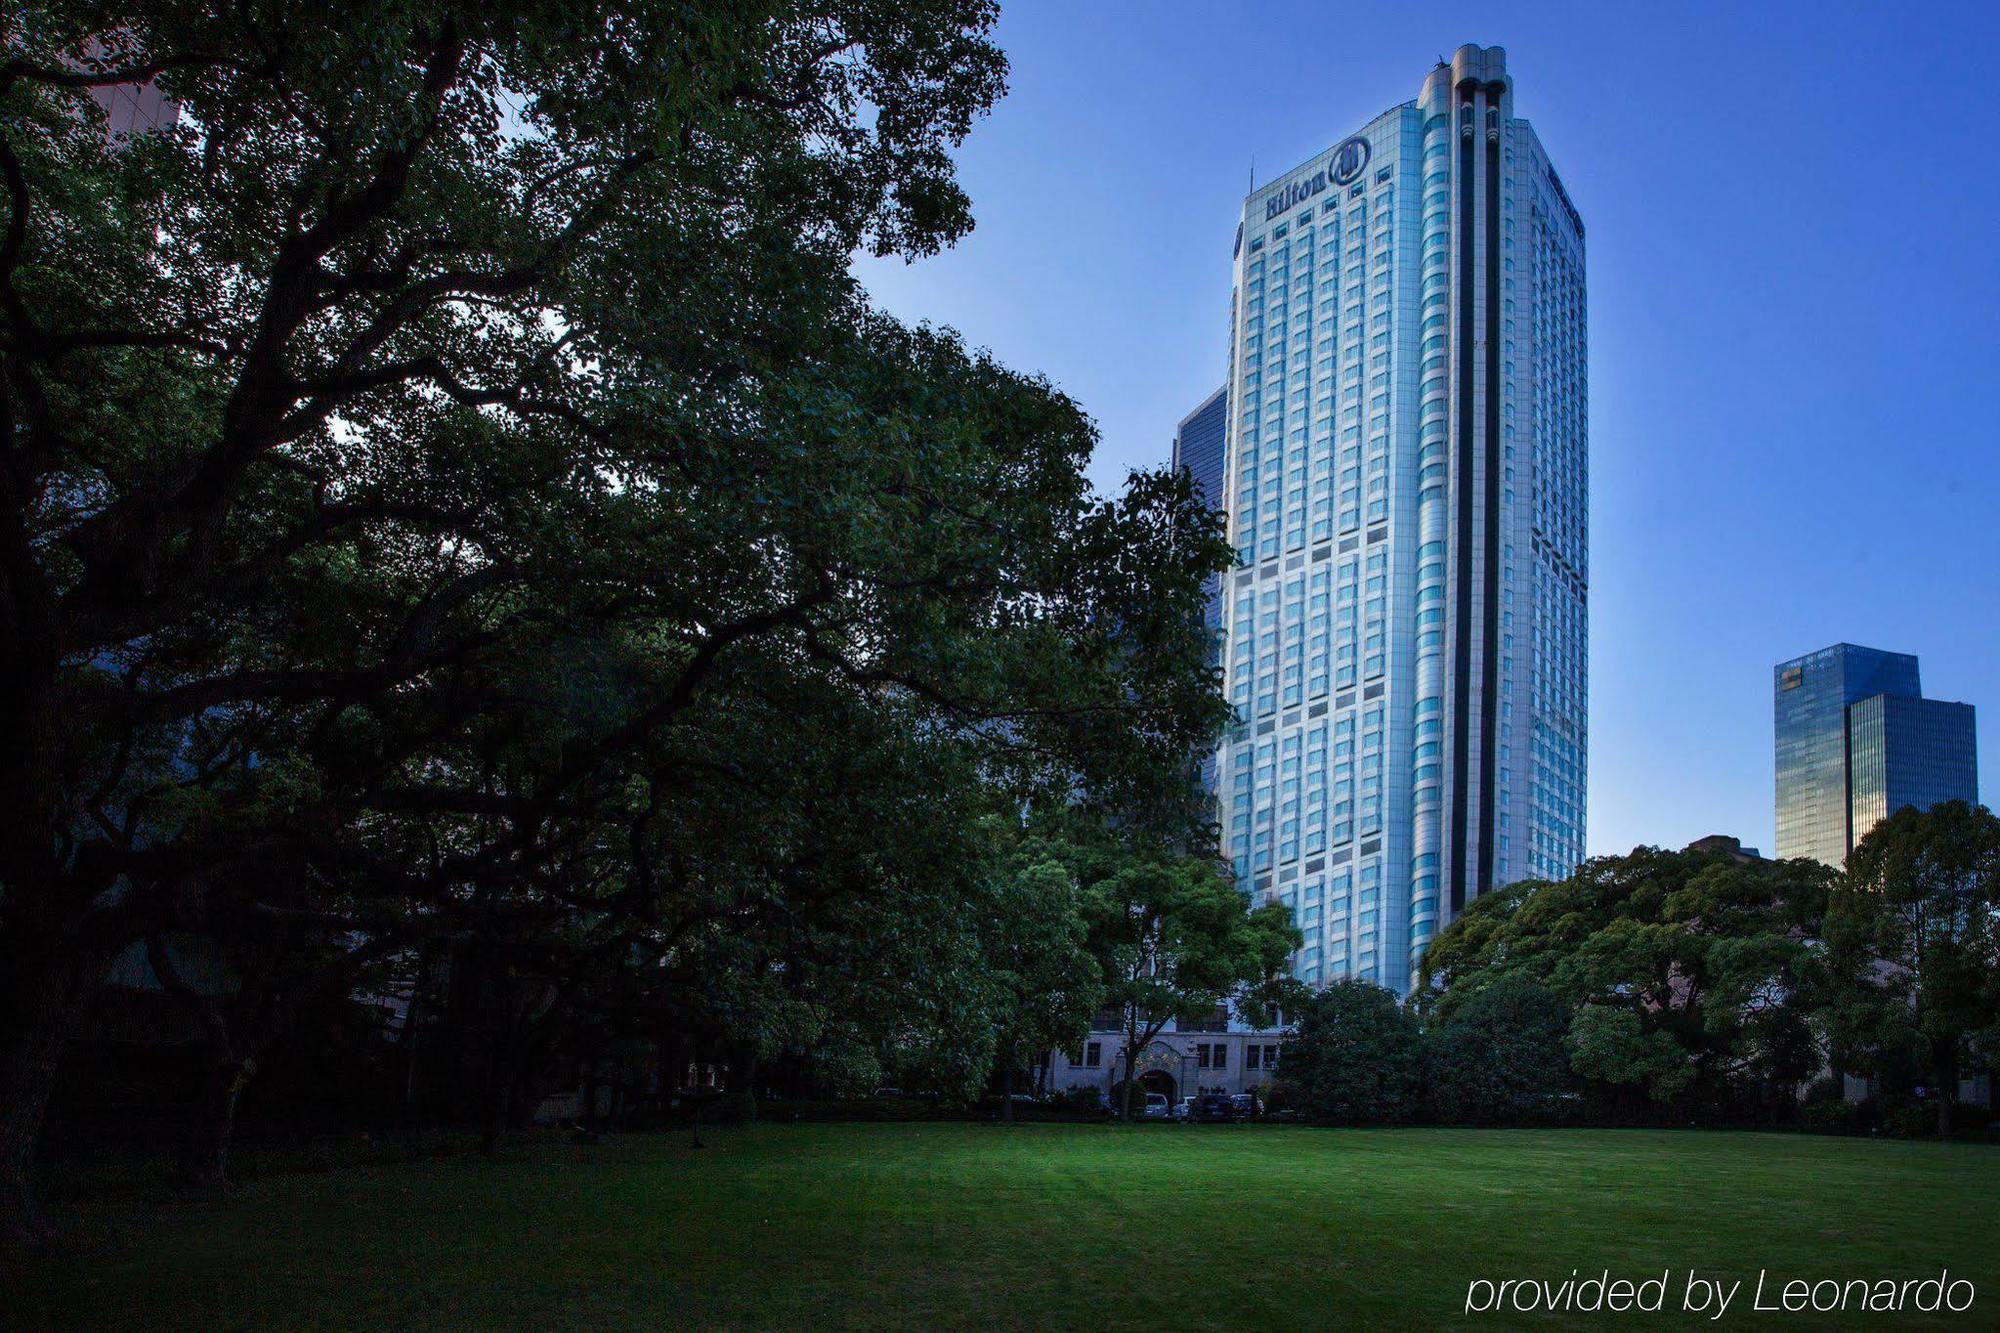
[1886,1100,1934,1139]
[1263,1079,1303,1115]
[1281,981,1423,1124]
[1427,976,1571,1124]
[1800,1098,1874,1136]
[761,1098,935,1123]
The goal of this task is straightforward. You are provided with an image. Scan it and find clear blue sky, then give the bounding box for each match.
[855,0,2000,858]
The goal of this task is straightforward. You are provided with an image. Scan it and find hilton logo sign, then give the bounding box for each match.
[1263,136,1372,221]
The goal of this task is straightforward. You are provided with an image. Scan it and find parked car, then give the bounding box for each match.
[1141,1092,1171,1119]
[1231,1093,1259,1121]
[1171,1096,1196,1122]
[1192,1092,1244,1123]
[1056,1086,1114,1120]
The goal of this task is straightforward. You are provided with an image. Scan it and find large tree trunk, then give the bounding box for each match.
[0,954,95,1249]
[180,1056,254,1191]
[148,933,271,1194]
[1120,1032,1138,1123]
[0,622,86,1249]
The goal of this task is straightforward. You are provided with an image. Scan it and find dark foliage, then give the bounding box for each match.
[1426,975,1569,1125]
[1277,981,1422,1124]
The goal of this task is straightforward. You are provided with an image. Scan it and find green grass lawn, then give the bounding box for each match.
[19,1123,2000,1329]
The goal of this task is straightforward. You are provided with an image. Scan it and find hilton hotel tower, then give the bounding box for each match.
[1216,45,1586,992]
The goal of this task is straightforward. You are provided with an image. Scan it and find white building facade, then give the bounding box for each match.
[1219,45,1587,993]
[1049,1013,1285,1108]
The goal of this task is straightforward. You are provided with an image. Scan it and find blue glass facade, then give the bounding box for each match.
[1172,386,1229,634]
[1846,694,1978,851]
[1217,46,1587,994]
[1774,643,1978,867]
[1174,386,1228,796]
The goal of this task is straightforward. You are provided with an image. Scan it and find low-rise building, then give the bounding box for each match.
[1050,1006,1286,1107]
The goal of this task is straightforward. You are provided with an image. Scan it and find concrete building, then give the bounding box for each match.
[1217,44,1587,992]
[1774,643,1978,868]
[1048,1008,1285,1108]
[1685,833,1763,862]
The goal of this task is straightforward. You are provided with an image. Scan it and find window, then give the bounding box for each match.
[1084,1042,1101,1069]
[1197,1043,1212,1069]
[1213,1044,1228,1071]
[1246,1045,1261,1070]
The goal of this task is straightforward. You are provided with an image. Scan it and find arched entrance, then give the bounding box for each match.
[1110,1069,1176,1112]
[1112,1041,1184,1114]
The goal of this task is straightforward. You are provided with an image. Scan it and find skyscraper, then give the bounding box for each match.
[1173,385,1229,635]
[1175,387,1229,797]
[1774,643,1978,867]
[1217,45,1587,992]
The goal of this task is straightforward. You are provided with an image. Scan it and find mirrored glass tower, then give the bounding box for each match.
[1217,45,1587,992]
[1175,386,1229,796]
[1173,386,1229,635]
[1774,643,1978,867]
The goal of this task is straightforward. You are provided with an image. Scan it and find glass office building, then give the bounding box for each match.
[1775,643,1978,867]
[1173,386,1229,633]
[1216,46,1587,993]
[1175,386,1229,795]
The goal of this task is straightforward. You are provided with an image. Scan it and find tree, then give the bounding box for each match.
[1275,980,1421,1124]
[1565,1004,1692,1105]
[1079,840,1299,1121]
[1824,801,2000,1139]
[1426,974,1569,1124]
[981,830,1102,1122]
[144,905,394,1189]
[1420,845,1833,1118]
[0,2,1237,1243]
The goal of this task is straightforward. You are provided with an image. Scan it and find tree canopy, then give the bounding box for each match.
[1272,980,1422,1124]
[0,1,1235,1243]
[1420,844,1833,1114]
[1073,828,1299,1118]
[1426,973,1568,1124]
[1822,800,2000,1138]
